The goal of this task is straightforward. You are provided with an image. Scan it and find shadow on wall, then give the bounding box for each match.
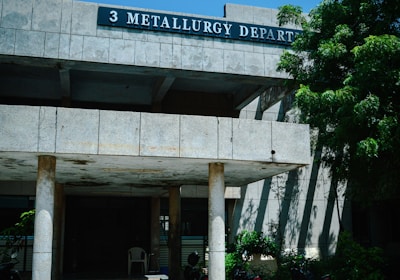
[231,96,350,258]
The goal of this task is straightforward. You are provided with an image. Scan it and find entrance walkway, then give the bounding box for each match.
[62,274,168,280]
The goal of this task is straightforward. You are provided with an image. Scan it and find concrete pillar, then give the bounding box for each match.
[52,183,65,280]
[32,156,56,280]
[208,162,225,280]
[150,197,161,272]
[168,187,181,280]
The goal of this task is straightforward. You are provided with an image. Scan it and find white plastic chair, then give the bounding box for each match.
[128,247,148,275]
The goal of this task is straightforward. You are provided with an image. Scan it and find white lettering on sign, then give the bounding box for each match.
[260,28,267,39]
[277,30,285,41]
[141,14,150,26]
[251,27,258,38]
[203,21,212,33]
[223,23,232,35]
[151,15,160,27]
[99,7,300,45]
[172,17,181,30]
[213,22,222,34]
[239,25,248,37]
[182,18,191,31]
[266,29,275,40]
[192,20,201,32]
[160,16,170,29]
[126,12,139,25]
[286,31,295,42]
[109,10,118,23]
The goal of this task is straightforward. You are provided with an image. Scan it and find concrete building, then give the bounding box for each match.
[0,0,347,279]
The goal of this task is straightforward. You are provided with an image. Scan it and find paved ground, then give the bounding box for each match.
[62,273,168,280]
[21,270,168,279]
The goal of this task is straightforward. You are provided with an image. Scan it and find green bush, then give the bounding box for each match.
[270,231,386,280]
[234,230,278,258]
[327,231,386,280]
[226,252,247,279]
[271,250,305,280]
[0,209,35,262]
[226,230,278,279]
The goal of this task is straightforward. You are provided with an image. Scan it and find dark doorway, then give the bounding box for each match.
[63,196,151,276]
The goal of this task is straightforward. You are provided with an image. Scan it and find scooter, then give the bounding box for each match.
[232,265,262,280]
[183,251,208,280]
[290,257,331,280]
[0,252,22,280]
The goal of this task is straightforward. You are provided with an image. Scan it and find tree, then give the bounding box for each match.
[0,209,35,262]
[277,0,400,203]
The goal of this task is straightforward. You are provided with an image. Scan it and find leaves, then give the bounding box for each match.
[353,94,380,127]
[278,0,400,202]
[277,5,306,27]
[331,231,385,279]
[231,230,278,258]
[356,137,379,158]
[0,209,35,262]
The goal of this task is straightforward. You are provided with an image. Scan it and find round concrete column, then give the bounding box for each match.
[52,183,65,280]
[32,156,56,280]
[208,162,225,280]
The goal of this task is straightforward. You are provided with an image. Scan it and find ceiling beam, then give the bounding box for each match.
[233,85,267,111]
[233,85,292,112]
[259,86,292,111]
[152,76,176,103]
[59,68,71,107]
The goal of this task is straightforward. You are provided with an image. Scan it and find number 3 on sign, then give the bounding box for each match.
[109,10,118,23]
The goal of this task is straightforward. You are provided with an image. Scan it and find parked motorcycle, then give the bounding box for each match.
[232,265,262,280]
[290,257,331,280]
[183,251,208,280]
[0,252,22,280]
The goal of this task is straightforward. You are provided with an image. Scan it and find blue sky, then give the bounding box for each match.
[80,0,321,17]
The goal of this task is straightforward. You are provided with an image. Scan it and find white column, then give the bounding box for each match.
[150,197,161,272]
[32,156,56,280]
[168,186,181,280]
[208,162,225,280]
[52,183,65,280]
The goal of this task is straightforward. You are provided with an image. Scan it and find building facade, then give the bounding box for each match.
[0,0,348,279]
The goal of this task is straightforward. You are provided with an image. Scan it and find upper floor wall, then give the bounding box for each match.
[0,0,299,79]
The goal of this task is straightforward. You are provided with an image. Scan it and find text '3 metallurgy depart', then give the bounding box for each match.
[98,7,301,45]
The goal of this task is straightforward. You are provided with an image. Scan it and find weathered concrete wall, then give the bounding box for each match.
[0,0,295,79]
[232,96,352,258]
[0,104,309,164]
[0,0,334,262]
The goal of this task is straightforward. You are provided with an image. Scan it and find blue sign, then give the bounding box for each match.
[97,7,300,46]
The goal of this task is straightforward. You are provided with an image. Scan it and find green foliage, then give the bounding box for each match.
[277,0,400,203]
[356,137,378,158]
[272,250,304,280]
[325,231,386,280]
[225,252,247,279]
[233,230,278,258]
[277,5,306,27]
[226,231,278,279]
[270,233,385,280]
[0,209,35,262]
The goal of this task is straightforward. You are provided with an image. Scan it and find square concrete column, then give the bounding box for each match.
[208,162,225,280]
[150,197,161,272]
[168,187,181,280]
[32,156,56,280]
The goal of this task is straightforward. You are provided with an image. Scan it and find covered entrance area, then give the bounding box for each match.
[62,196,209,279]
[63,197,152,278]
[0,105,310,279]
[0,1,309,277]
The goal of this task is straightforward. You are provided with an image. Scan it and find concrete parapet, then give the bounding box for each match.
[0,105,310,165]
